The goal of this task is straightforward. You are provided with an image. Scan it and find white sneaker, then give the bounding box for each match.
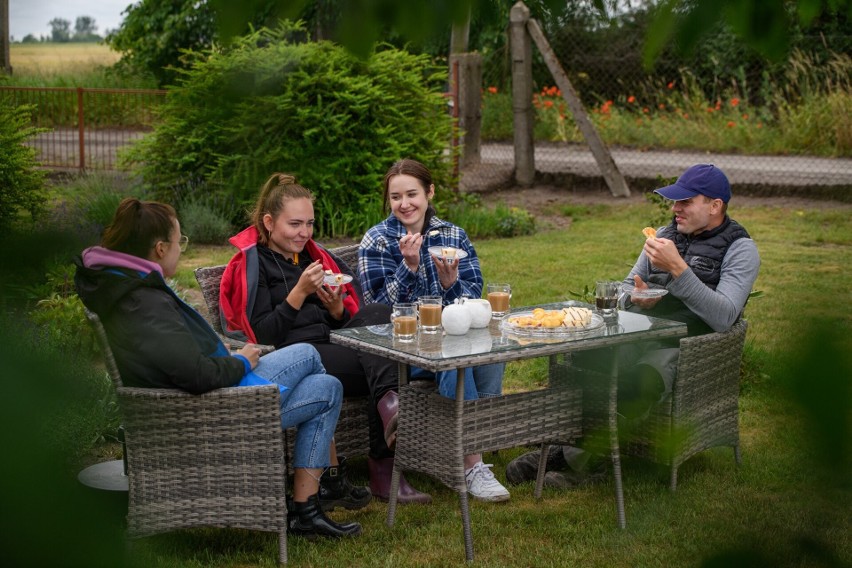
[465,462,510,502]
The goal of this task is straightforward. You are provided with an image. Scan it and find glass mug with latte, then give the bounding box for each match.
[486,283,511,317]
[417,296,442,334]
[391,303,418,342]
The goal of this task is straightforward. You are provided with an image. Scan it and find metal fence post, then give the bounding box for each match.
[510,1,535,187]
[77,87,85,171]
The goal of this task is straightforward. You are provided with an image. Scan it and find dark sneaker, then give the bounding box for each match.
[542,461,609,489]
[505,446,568,485]
[319,456,372,512]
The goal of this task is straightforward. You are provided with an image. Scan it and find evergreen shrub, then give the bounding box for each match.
[178,195,234,245]
[129,23,454,237]
[0,103,48,231]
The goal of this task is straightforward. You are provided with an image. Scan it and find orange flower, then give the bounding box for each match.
[707,107,715,113]
[730,98,739,107]
[715,100,721,110]
[642,107,649,114]
[726,121,735,128]
[627,95,636,104]
[606,100,613,106]
[682,113,689,119]
[658,103,665,110]
[742,113,749,120]
[667,81,674,89]
[544,100,554,108]
[487,86,498,94]
[757,123,763,129]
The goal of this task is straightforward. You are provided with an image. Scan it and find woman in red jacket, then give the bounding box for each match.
[220,173,431,504]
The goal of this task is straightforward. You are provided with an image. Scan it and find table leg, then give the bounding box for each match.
[608,349,627,529]
[454,367,475,561]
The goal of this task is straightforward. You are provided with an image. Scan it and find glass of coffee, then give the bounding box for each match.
[486,283,511,318]
[418,296,442,334]
[595,280,621,320]
[391,303,418,342]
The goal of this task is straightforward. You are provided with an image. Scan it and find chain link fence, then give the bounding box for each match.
[464,6,852,198]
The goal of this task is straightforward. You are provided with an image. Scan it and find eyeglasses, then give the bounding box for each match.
[176,234,189,252]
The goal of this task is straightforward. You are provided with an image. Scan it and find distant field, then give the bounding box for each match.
[9,42,121,78]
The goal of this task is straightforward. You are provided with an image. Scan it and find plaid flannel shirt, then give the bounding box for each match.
[358,214,483,306]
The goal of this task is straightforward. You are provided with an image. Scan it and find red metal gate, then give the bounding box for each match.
[1,86,167,171]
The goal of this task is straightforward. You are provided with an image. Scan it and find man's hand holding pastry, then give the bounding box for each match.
[643,237,688,278]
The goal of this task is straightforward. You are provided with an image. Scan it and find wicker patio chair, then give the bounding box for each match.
[556,319,748,491]
[84,308,289,565]
[194,244,369,459]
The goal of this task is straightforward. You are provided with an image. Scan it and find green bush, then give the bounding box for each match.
[0,103,48,231]
[495,204,536,238]
[438,194,535,240]
[128,22,455,238]
[178,195,234,245]
[48,172,140,245]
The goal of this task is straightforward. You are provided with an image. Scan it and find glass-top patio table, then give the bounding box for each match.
[331,301,687,561]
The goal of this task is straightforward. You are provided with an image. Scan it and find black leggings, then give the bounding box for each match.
[313,303,398,458]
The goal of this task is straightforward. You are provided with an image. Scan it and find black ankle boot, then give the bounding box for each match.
[319,456,372,511]
[288,493,362,539]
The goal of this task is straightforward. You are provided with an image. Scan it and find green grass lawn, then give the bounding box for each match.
[122,200,851,567]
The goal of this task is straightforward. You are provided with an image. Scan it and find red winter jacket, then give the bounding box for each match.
[219,226,359,344]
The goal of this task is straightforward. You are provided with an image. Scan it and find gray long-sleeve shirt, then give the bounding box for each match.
[623,237,760,333]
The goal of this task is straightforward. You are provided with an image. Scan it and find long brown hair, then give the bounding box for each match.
[101,197,176,259]
[250,173,314,247]
[382,158,433,213]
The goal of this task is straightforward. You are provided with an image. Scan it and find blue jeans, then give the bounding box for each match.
[411,363,505,401]
[253,343,342,469]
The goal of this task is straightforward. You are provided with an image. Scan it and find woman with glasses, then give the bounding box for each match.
[74,197,362,539]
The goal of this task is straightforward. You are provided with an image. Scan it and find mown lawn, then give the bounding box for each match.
[117,199,852,567]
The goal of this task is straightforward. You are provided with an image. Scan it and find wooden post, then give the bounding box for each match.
[0,0,11,75]
[510,1,534,187]
[451,53,482,167]
[526,18,630,197]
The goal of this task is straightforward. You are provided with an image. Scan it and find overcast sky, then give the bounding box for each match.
[9,0,132,41]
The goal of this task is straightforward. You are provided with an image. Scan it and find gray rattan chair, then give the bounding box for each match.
[627,319,748,489]
[84,308,289,565]
[556,319,748,491]
[194,244,370,459]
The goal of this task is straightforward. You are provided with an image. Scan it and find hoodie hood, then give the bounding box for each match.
[81,246,163,275]
[75,247,168,317]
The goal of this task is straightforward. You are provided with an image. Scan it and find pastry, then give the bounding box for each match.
[506,306,593,329]
[642,226,657,239]
[562,306,593,327]
[442,246,457,259]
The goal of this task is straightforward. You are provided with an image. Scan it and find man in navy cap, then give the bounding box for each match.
[506,164,760,487]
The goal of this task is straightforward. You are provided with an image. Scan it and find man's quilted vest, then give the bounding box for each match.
[640,216,750,335]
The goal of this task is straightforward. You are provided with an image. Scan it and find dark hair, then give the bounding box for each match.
[101,198,176,259]
[250,173,314,247]
[382,158,433,213]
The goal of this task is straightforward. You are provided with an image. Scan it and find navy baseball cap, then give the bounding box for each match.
[654,164,731,203]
